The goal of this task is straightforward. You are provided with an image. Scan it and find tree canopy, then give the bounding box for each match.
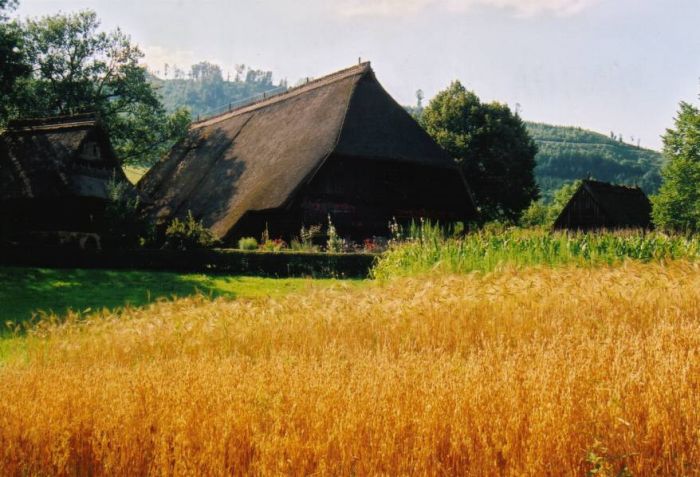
[520,180,581,227]
[152,62,282,119]
[0,0,17,17]
[4,9,189,165]
[651,101,700,232]
[422,81,539,222]
[0,0,28,119]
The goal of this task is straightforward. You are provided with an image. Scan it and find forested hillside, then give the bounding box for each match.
[526,122,663,201]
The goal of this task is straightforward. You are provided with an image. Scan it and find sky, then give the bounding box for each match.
[13,0,700,150]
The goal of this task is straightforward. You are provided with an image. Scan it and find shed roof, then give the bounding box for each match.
[0,114,128,201]
[139,62,475,237]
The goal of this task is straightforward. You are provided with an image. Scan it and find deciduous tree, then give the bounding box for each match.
[11,10,189,165]
[520,180,581,227]
[422,81,539,222]
[652,101,700,231]
[0,0,29,121]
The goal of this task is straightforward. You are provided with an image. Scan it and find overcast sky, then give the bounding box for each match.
[14,0,700,150]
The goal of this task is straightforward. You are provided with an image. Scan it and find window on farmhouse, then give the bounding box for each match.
[79,141,101,161]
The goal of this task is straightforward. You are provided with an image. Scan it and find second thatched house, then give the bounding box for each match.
[139,62,477,243]
[553,179,653,230]
[0,114,135,247]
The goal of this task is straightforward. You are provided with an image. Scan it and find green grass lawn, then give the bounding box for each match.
[0,266,358,331]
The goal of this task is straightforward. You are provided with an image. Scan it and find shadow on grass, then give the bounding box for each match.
[0,266,325,333]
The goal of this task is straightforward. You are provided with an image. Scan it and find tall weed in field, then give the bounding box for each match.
[373,223,700,278]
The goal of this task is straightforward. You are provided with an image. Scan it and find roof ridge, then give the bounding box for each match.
[7,121,97,133]
[285,61,371,94]
[7,113,97,129]
[583,179,642,191]
[193,62,372,128]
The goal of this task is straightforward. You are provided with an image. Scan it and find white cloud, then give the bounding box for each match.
[336,0,601,17]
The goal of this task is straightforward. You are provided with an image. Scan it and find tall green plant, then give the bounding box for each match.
[326,215,345,253]
[104,178,152,248]
[373,225,700,279]
[163,212,216,251]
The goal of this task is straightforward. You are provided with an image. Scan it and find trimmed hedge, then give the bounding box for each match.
[0,247,377,278]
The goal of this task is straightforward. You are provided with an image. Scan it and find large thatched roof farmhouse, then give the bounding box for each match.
[0,114,133,245]
[553,179,653,230]
[139,62,477,243]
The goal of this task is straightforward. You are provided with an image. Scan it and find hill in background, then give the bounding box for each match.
[526,122,663,202]
[149,62,286,121]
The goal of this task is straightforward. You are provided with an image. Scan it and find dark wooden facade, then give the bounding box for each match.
[0,114,134,244]
[553,180,653,231]
[229,155,472,241]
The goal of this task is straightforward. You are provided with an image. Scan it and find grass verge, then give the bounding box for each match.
[0,266,358,331]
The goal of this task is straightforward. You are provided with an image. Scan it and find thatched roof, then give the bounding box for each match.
[139,62,475,238]
[554,180,652,229]
[0,114,128,201]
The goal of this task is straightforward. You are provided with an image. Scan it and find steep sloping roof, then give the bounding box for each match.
[555,180,652,229]
[0,114,129,202]
[581,180,652,227]
[139,62,473,237]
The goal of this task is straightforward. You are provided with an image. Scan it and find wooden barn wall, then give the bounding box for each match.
[556,190,608,230]
[227,155,472,243]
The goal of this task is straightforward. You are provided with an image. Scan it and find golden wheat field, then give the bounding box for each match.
[2,262,700,476]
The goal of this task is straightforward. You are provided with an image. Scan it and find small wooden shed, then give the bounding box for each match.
[0,114,134,243]
[553,180,653,230]
[139,62,478,244]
